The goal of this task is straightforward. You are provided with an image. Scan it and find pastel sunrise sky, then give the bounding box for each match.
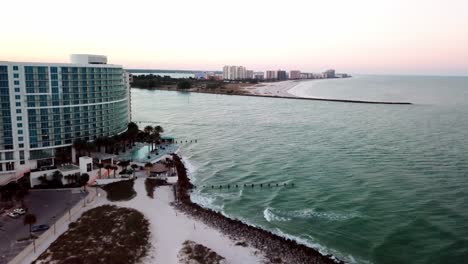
[1,0,467,75]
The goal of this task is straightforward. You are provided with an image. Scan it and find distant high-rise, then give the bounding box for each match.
[253,72,264,80]
[289,70,301,80]
[222,66,230,80]
[222,65,253,80]
[246,70,254,79]
[277,70,287,81]
[324,69,335,78]
[266,71,277,80]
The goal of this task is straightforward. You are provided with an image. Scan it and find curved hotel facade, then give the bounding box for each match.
[0,55,130,185]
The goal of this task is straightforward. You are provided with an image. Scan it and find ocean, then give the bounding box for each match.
[131,75,468,264]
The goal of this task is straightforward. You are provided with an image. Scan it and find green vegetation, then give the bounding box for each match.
[131,74,178,88]
[33,205,150,264]
[102,180,136,201]
[24,214,36,237]
[177,80,191,89]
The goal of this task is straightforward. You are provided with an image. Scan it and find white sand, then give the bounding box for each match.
[114,177,264,264]
[243,80,303,97]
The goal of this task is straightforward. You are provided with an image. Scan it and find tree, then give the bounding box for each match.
[24,214,37,237]
[15,188,28,207]
[79,173,90,191]
[127,122,139,146]
[145,162,153,176]
[131,164,139,178]
[73,138,86,159]
[177,81,191,89]
[105,164,112,178]
[112,166,118,178]
[97,163,104,179]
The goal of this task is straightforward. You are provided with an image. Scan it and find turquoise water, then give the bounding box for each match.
[131,75,468,264]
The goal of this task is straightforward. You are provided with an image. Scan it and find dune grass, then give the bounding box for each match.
[33,205,149,264]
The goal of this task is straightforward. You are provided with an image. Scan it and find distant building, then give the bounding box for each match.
[253,72,264,80]
[266,71,277,80]
[324,69,335,78]
[229,66,238,80]
[277,70,287,81]
[222,66,230,80]
[246,70,254,79]
[222,65,253,80]
[289,70,301,80]
[194,72,206,79]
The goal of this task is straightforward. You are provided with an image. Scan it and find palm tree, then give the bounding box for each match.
[73,138,86,160]
[97,163,104,179]
[15,188,28,208]
[144,126,154,152]
[79,173,90,191]
[112,166,118,178]
[127,122,139,146]
[144,162,153,176]
[24,214,37,238]
[105,164,112,178]
[131,164,139,178]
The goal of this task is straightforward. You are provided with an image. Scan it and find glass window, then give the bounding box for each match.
[17,123,22,128]
[15,95,20,100]
[18,130,23,134]
[14,73,19,78]
[18,136,23,141]
[19,143,24,148]
[16,116,22,121]
[14,80,19,85]
[15,102,21,107]
[16,109,21,114]
[15,88,20,93]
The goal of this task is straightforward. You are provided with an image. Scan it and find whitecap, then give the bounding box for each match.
[263,207,291,222]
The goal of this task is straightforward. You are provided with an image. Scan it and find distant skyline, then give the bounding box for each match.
[1,0,468,76]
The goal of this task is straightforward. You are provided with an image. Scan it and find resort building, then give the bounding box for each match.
[0,54,130,186]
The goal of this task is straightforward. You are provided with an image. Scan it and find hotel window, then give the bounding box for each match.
[15,88,20,93]
[18,136,24,141]
[15,102,21,107]
[16,116,22,121]
[14,73,19,78]
[6,162,15,171]
[18,130,23,135]
[14,80,19,85]
[19,143,24,148]
[16,109,21,114]
[17,123,22,128]
[15,95,20,100]
[13,66,18,71]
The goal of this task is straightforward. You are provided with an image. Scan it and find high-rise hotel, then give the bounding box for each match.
[0,55,130,185]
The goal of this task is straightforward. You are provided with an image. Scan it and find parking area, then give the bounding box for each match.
[0,189,86,264]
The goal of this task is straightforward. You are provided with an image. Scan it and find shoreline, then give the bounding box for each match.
[133,79,413,105]
[171,154,344,264]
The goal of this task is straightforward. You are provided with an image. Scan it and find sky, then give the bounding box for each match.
[1,0,467,75]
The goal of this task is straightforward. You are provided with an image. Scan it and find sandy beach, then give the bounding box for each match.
[115,178,264,264]
[242,80,302,97]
